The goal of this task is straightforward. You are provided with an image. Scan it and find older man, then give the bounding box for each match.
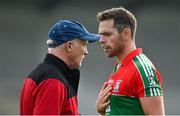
[20,20,100,115]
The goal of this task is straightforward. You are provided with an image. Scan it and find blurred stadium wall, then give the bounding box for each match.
[0,0,180,114]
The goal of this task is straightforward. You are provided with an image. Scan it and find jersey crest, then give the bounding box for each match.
[113,80,122,93]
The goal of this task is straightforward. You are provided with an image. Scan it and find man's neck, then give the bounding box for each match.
[117,42,136,64]
[48,48,73,69]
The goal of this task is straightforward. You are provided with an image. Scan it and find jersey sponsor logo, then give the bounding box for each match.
[113,80,122,92]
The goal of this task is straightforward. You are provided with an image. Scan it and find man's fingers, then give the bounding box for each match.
[103,100,110,108]
[98,82,109,97]
[100,85,112,98]
[103,92,111,102]
[100,82,108,92]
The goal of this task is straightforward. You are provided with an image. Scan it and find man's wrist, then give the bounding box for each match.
[97,109,105,115]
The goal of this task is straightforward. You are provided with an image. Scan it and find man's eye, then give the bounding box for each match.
[104,34,111,37]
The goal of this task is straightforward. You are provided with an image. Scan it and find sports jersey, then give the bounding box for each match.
[105,48,163,115]
[20,53,80,115]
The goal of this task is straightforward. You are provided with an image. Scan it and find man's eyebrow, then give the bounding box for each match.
[99,31,112,35]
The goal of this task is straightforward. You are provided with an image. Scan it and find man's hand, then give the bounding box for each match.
[96,82,112,115]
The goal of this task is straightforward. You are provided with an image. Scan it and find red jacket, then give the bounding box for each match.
[20,53,80,115]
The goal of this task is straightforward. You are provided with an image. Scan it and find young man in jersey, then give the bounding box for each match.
[96,7,165,115]
[20,20,100,115]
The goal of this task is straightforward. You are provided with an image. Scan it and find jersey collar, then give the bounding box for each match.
[122,48,142,66]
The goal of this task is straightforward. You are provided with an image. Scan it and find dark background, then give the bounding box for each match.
[0,0,180,114]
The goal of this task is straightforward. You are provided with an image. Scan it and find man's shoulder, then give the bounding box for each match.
[28,61,66,85]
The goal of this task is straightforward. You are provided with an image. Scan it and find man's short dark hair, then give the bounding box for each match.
[97,7,137,39]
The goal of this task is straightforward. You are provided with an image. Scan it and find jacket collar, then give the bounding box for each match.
[44,53,80,93]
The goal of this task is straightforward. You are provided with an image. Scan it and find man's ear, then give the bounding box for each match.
[122,27,132,40]
[65,41,72,53]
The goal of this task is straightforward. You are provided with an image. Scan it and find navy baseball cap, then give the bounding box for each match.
[47,20,100,48]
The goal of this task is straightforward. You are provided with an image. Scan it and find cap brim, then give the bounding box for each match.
[79,33,100,43]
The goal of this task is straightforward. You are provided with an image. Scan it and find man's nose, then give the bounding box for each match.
[84,48,88,55]
[99,36,106,43]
